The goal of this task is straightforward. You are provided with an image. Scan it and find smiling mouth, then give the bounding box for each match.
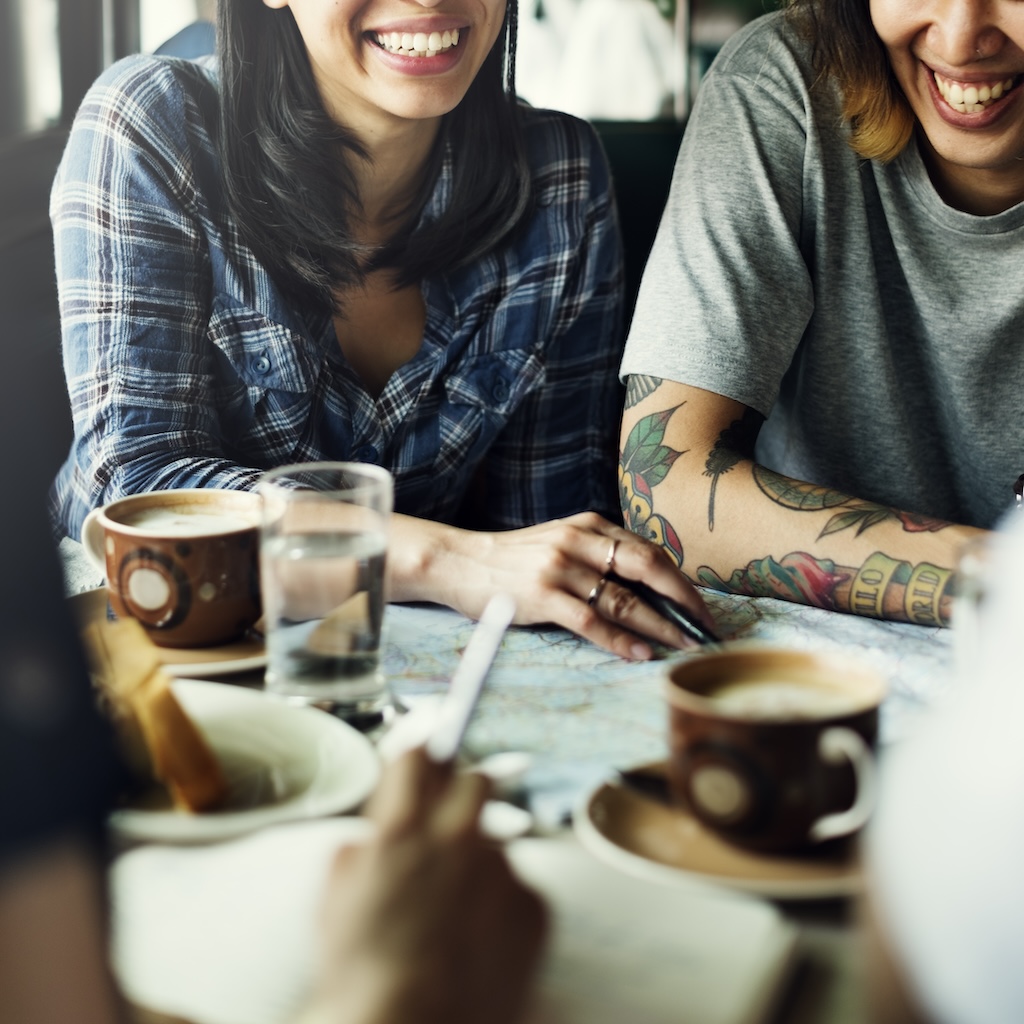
[374,28,461,57]
[933,70,1019,113]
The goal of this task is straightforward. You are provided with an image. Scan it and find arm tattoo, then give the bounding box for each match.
[697,549,953,626]
[624,375,664,409]
[703,408,763,531]
[753,466,952,538]
[619,404,687,566]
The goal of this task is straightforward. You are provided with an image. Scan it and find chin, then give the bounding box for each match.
[386,95,465,121]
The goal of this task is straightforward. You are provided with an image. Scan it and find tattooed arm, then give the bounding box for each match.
[619,377,986,627]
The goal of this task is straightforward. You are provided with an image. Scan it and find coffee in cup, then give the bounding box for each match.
[664,645,885,853]
[81,489,262,648]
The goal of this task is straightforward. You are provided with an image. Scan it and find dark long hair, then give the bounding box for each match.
[216,0,531,314]
[786,0,914,162]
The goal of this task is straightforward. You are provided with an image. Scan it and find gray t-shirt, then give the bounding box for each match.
[622,11,1024,529]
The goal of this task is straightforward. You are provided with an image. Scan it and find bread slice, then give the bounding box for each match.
[83,616,228,813]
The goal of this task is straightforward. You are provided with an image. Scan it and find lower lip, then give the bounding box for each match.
[925,67,1021,129]
[369,36,466,77]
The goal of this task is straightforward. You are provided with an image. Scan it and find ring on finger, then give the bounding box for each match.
[605,538,619,573]
[587,575,609,607]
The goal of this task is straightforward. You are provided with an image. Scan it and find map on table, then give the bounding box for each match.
[382,591,954,825]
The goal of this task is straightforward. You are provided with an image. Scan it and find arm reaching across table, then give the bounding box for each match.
[619,378,984,627]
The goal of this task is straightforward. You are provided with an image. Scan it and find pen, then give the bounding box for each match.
[607,572,720,645]
[425,593,517,763]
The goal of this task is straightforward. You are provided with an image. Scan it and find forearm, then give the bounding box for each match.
[675,461,978,625]
[619,381,985,626]
[384,514,461,606]
[0,839,126,1024]
[385,514,505,616]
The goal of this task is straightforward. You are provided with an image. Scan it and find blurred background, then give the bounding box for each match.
[0,0,775,140]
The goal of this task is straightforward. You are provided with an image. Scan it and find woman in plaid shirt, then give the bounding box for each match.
[50,0,714,657]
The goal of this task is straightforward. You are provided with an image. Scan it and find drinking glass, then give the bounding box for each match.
[258,462,393,726]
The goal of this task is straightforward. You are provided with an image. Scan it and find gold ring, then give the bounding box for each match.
[605,539,619,572]
[587,575,609,607]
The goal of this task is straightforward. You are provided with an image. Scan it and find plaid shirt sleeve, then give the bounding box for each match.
[475,114,625,530]
[51,57,266,541]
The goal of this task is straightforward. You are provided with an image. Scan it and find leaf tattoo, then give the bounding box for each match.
[621,405,685,488]
[619,404,687,566]
[753,466,952,539]
[753,465,851,512]
[703,408,763,531]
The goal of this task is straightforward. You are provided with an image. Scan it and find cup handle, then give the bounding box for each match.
[80,507,107,578]
[808,726,877,844]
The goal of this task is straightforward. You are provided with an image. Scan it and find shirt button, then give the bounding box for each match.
[354,445,377,462]
[253,354,272,374]
[492,380,510,403]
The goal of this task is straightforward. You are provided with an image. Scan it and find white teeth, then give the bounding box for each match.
[375,27,462,56]
[934,71,1017,113]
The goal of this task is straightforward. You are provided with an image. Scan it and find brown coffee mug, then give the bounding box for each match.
[664,645,885,853]
[81,489,262,649]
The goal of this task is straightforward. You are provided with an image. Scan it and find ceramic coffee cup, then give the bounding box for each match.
[81,489,262,648]
[664,645,885,853]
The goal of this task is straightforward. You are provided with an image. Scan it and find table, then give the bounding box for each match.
[62,540,952,1024]
[377,593,950,1024]
[379,589,952,823]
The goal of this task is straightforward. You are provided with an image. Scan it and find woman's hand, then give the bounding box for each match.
[389,511,718,660]
[296,748,548,1024]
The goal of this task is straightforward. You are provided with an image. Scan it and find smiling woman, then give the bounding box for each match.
[49,0,716,658]
[616,0,1024,628]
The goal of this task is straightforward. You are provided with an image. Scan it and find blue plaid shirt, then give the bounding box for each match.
[50,55,624,541]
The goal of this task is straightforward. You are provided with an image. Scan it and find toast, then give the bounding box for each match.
[83,616,228,812]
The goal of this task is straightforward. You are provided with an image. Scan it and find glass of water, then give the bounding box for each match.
[258,462,393,726]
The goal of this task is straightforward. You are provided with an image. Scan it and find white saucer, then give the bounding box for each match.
[70,587,267,677]
[111,680,380,844]
[574,770,862,901]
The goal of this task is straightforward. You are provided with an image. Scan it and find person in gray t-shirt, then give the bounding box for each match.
[619,1,1024,627]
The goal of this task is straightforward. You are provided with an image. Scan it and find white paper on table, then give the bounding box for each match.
[110,820,798,1024]
[511,838,798,1024]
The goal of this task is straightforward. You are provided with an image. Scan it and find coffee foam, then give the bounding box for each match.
[120,507,257,537]
[706,677,864,721]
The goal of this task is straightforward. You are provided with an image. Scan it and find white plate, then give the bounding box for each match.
[111,680,380,844]
[574,774,862,901]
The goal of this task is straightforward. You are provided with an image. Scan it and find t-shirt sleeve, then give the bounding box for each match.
[620,17,816,417]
